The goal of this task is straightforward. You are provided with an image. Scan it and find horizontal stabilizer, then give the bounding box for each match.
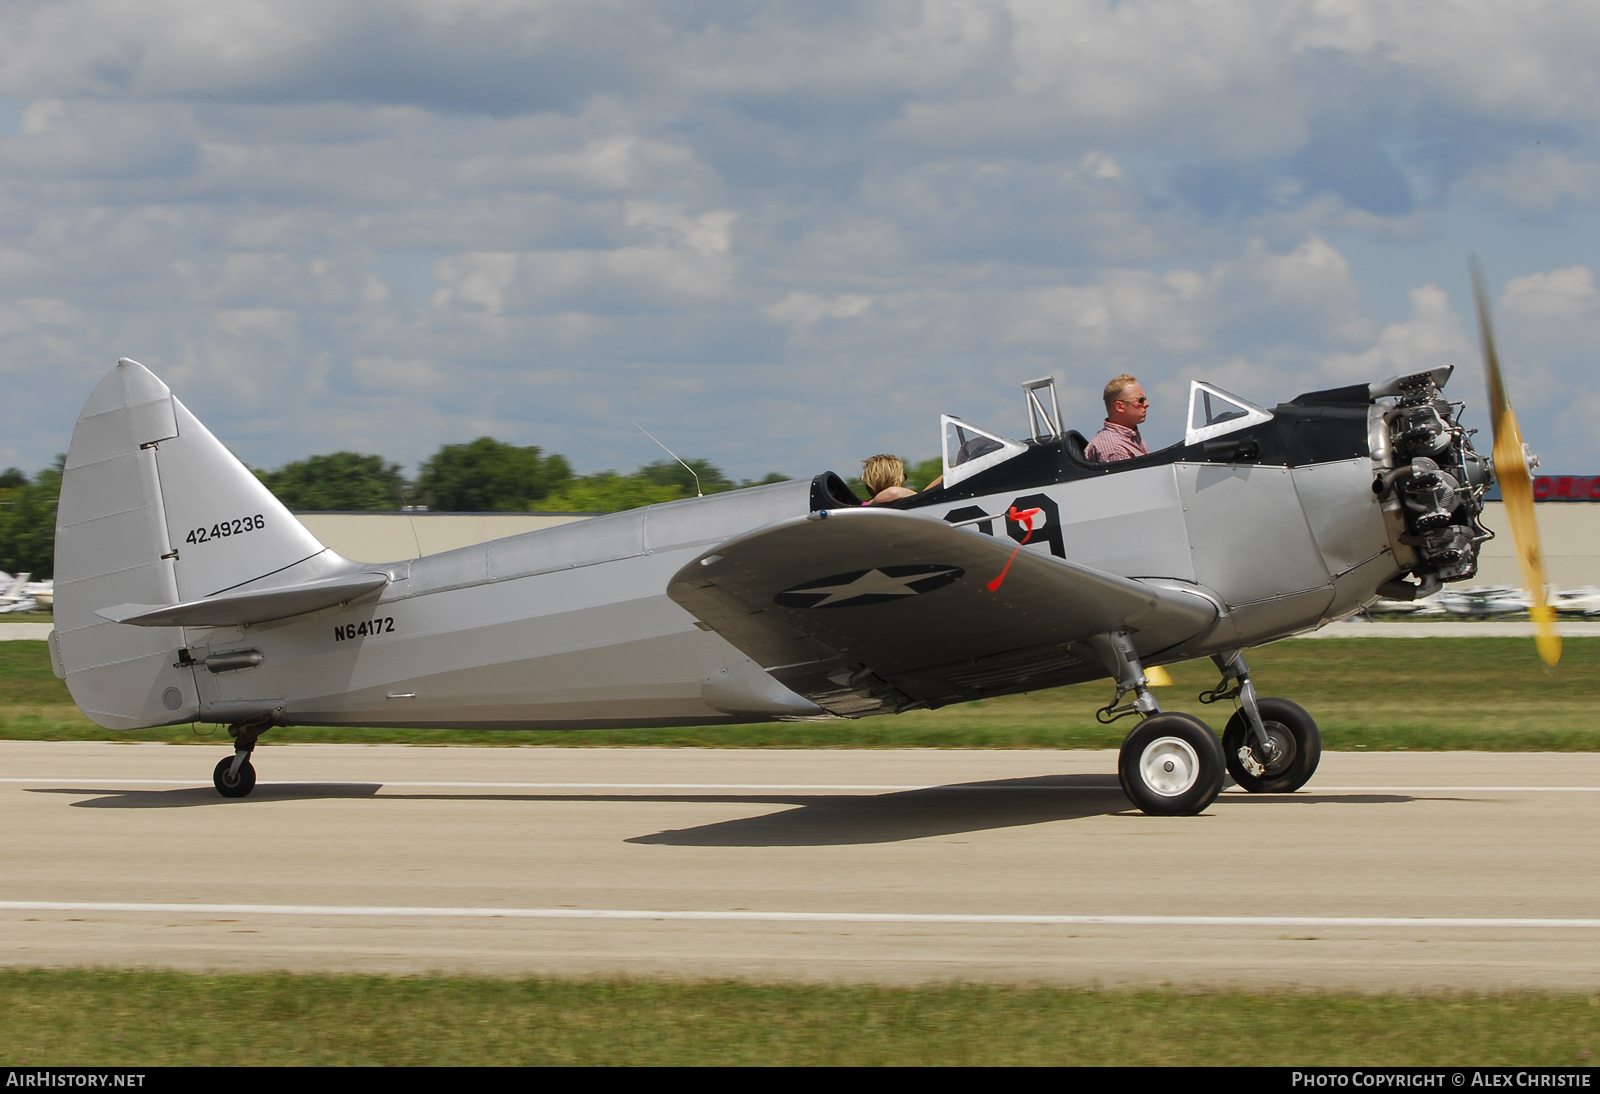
[99,571,389,628]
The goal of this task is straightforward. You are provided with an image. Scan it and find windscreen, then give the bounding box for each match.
[1183,381,1275,446]
[945,422,1005,467]
[1191,389,1250,431]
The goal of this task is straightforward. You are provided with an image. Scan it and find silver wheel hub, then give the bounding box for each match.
[1139,736,1200,797]
[1259,725,1295,777]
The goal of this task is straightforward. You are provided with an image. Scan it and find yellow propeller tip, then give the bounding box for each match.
[1144,665,1174,687]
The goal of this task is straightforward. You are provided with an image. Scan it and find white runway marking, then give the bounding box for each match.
[6,778,1600,792]
[4,900,1600,929]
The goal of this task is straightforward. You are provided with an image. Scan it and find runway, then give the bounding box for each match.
[4,741,1600,991]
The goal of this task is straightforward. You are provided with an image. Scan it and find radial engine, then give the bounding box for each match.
[1371,368,1495,599]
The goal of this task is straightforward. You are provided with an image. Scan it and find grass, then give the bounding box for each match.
[4,636,1597,751]
[1,969,1597,1066]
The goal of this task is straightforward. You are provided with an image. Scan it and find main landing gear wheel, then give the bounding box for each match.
[1223,697,1321,794]
[1118,712,1226,816]
[213,755,257,799]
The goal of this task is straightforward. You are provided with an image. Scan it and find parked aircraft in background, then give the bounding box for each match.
[0,572,50,614]
[1374,584,1596,617]
[1436,584,1533,617]
[1554,586,1600,616]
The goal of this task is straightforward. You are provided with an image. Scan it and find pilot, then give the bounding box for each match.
[1085,374,1150,463]
[861,454,918,505]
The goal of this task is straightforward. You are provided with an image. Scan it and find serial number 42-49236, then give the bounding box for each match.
[186,515,265,544]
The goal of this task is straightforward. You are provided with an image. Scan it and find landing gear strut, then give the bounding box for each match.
[1093,630,1226,816]
[212,716,272,799]
[1203,651,1321,793]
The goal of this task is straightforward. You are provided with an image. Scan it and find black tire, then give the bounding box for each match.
[1222,697,1321,793]
[213,755,256,799]
[1118,712,1225,816]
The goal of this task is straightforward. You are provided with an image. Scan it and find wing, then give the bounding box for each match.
[667,507,1217,716]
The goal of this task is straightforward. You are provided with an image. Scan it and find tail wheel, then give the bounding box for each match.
[213,755,257,799]
[1118,713,1225,816]
[1222,697,1321,794]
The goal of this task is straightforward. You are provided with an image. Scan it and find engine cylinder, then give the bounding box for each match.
[1372,375,1490,585]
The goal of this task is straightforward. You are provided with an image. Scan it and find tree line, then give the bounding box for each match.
[0,464,57,580]
[254,438,791,512]
[0,439,791,578]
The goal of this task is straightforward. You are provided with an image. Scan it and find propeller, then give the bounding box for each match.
[1470,256,1561,666]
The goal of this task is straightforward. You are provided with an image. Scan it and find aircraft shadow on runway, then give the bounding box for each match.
[35,784,383,808]
[32,779,1422,841]
[624,778,1419,847]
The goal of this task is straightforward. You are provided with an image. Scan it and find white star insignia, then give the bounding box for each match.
[802,568,943,606]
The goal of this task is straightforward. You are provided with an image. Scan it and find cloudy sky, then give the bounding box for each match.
[1,0,1597,482]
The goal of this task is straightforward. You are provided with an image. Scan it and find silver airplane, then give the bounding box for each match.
[48,337,1534,815]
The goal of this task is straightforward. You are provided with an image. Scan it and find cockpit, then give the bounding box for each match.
[934,378,1274,488]
[809,376,1289,512]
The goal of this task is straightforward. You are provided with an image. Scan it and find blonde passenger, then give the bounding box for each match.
[861,454,917,505]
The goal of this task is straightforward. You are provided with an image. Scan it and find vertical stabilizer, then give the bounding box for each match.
[155,399,326,599]
[54,359,335,729]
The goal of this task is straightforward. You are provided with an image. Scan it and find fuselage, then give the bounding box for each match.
[180,406,1393,732]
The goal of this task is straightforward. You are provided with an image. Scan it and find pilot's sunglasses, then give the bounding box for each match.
[1122,396,1148,405]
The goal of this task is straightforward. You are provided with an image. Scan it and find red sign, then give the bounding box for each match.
[1532,476,1600,501]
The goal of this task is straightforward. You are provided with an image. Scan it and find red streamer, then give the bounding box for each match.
[987,506,1041,592]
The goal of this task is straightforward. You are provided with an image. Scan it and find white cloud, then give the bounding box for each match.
[0,1,1598,477]
[1501,266,1600,321]
[16,297,78,326]
[432,252,519,314]
[353,354,439,390]
[1005,0,1600,150]
[21,99,62,134]
[1008,0,1309,156]
[1292,1,1600,125]
[1003,237,1368,358]
[1005,271,1206,354]
[1495,266,1600,437]
[459,136,701,193]
[1079,151,1122,181]
[430,243,737,318]
[1468,150,1600,213]
[765,291,873,330]
[1322,285,1471,383]
[215,307,298,341]
[0,248,43,280]
[624,202,738,255]
[518,246,736,304]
